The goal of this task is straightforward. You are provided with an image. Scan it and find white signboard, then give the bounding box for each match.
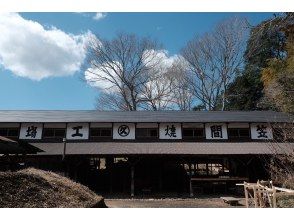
[113,123,135,140]
[66,123,89,140]
[205,123,228,140]
[159,123,182,139]
[19,123,43,140]
[250,123,273,140]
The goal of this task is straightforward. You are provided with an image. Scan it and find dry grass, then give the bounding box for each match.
[276,192,294,208]
[0,168,106,208]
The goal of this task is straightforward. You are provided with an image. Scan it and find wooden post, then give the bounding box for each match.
[62,138,67,161]
[62,138,67,177]
[253,186,258,208]
[158,163,162,191]
[131,165,135,197]
[272,186,277,208]
[256,181,264,208]
[244,182,249,208]
[189,163,194,197]
[257,188,264,208]
[106,157,113,194]
[267,190,273,208]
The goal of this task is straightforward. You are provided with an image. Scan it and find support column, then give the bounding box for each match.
[106,157,114,194]
[158,162,163,191]
[189,163,194,197]
[131,165,135,197]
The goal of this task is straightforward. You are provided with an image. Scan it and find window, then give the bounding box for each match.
[194,163,207,176]
[228,128,250,139]
[43,128,66,139]
[90,128,112,139]
[185,163,230,177]
[0,128,19,138]
[136,128,158,139]
[182,128,204,139]
[207,163,227,175]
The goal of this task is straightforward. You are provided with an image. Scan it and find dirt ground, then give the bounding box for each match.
[105,197,246,208]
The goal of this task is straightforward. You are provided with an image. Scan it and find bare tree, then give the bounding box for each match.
[95,92,130,111]
[181,17,248,110]
[139,56,196,111]
[168,58,194,110]
[181,34,223,110]
[265,122,294,188]
[86,33,164,111]
[139,71,176,110]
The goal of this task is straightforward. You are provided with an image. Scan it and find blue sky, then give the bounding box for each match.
[0,12,273,110]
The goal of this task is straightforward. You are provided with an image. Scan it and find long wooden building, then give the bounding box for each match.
[0,110,293,196]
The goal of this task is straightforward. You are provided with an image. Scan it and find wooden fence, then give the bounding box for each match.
[237,180,294,208]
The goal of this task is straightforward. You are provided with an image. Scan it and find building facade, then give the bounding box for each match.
[0,110,293,196]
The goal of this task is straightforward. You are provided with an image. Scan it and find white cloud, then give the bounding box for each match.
[93,13,107,21]
[0,13,95,80]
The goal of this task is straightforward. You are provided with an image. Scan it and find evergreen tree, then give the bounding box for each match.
[261,14,294,113]
[226,15,287,110]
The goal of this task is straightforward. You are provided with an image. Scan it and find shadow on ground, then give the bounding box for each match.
[103,193,245,208]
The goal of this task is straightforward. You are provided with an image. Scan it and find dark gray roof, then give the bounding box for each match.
[0,110,292,123]
[0,136,43,154]
[32,142,294,155]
